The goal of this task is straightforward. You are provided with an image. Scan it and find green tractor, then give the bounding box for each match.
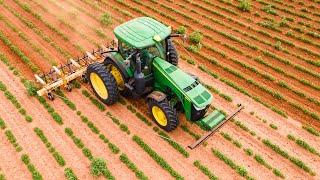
[86,17,225,132]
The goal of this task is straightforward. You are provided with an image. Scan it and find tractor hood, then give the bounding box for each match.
[153,58,213,109]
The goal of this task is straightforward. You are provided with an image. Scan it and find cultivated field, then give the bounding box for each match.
[0,0,319,179]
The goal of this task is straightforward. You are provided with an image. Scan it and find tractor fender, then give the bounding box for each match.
[147,91,167,102]
[103,55,130,81]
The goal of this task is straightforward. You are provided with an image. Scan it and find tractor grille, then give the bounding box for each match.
[194,95,205,104]
[183,81,199,92]
[201,91,211,100]
[165,66,177,73]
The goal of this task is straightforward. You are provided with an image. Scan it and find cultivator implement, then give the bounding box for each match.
[34,45,114,99]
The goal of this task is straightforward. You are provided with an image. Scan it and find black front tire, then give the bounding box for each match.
[148,98,179,132]
[167,39,179,66]
[87,63,119,105]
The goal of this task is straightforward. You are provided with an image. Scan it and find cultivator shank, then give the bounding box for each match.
[34,45,113,99]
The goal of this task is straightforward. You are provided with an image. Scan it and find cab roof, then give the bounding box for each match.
[114,17,171,49]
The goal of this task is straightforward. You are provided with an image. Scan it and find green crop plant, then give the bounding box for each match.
[212,149,253,178]
[81,90,105,111]
[180,124,201,140]
[119,154,148,180]
[193,160,218,180]
[302,125,319,136]
[287,134,320,157]
[234,120,256,136]
[262,139,315,175]
[4,130,22,152]
[269,124,278,130]
[100,12,112,26]
[21,154,43,180]
[106,112,130,135]
[64,168,78,180]
[244,148,253,156]
[0,118,6,130]
[262,5,278,15]
[34,127,66,166]
[90,158,114,179]
[220,132,242,148]
[254,155,272,169]
[132,135,184,179]
[176,26,186,34]
[238,0,251,11]
[55,91,76,111]
[157,130,189,158]
[189,31,203,44]
[95,28,107,38]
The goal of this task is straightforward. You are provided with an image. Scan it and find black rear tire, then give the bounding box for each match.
[148,98,179,132]
[87,63,119,105]
[104,60,131,97]
[167,39,179,66]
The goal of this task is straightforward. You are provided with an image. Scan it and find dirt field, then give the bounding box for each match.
[0,0,319,179]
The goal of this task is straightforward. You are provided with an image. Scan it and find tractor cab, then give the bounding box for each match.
[114,17,178,72]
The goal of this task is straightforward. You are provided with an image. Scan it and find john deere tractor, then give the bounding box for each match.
[86,17,222,132]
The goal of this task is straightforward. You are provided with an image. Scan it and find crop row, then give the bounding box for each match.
[179,2,320,85]
[119,154,148,180]
[302,125,320,137]
[153,127,189,158]
[0,79,33,123]
[106,112,130,135]
[132,135,184,180]
[64,127,114,179]
[12,0,87,54]
[21,154,43,180]
[268,0,320,24]
[212,148,254,179]
[81,90,105,111]
[198,0,320,66]
[234,120,257,136]
[64,168,78,180]
[219,129,284,178]
[193,160,218,180]
[204,84,233,102]
[1,2,72,59]
[0,116,43,180]
[262,139,315,175]
[244,147,285,178]
[0,14,56,66]
[220,132,242,148]
[287,134,320,157]
[34,127,66,166]
[180,124,201,140]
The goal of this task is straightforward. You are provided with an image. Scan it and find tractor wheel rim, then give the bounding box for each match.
[108,65,125,90]
[152,106,167,126]
[90,73,108,99]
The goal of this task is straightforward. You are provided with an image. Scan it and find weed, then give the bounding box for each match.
[238,0,251,11]
[189,31,203,44]
[100,13,112,26]
[176,26,186,34]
